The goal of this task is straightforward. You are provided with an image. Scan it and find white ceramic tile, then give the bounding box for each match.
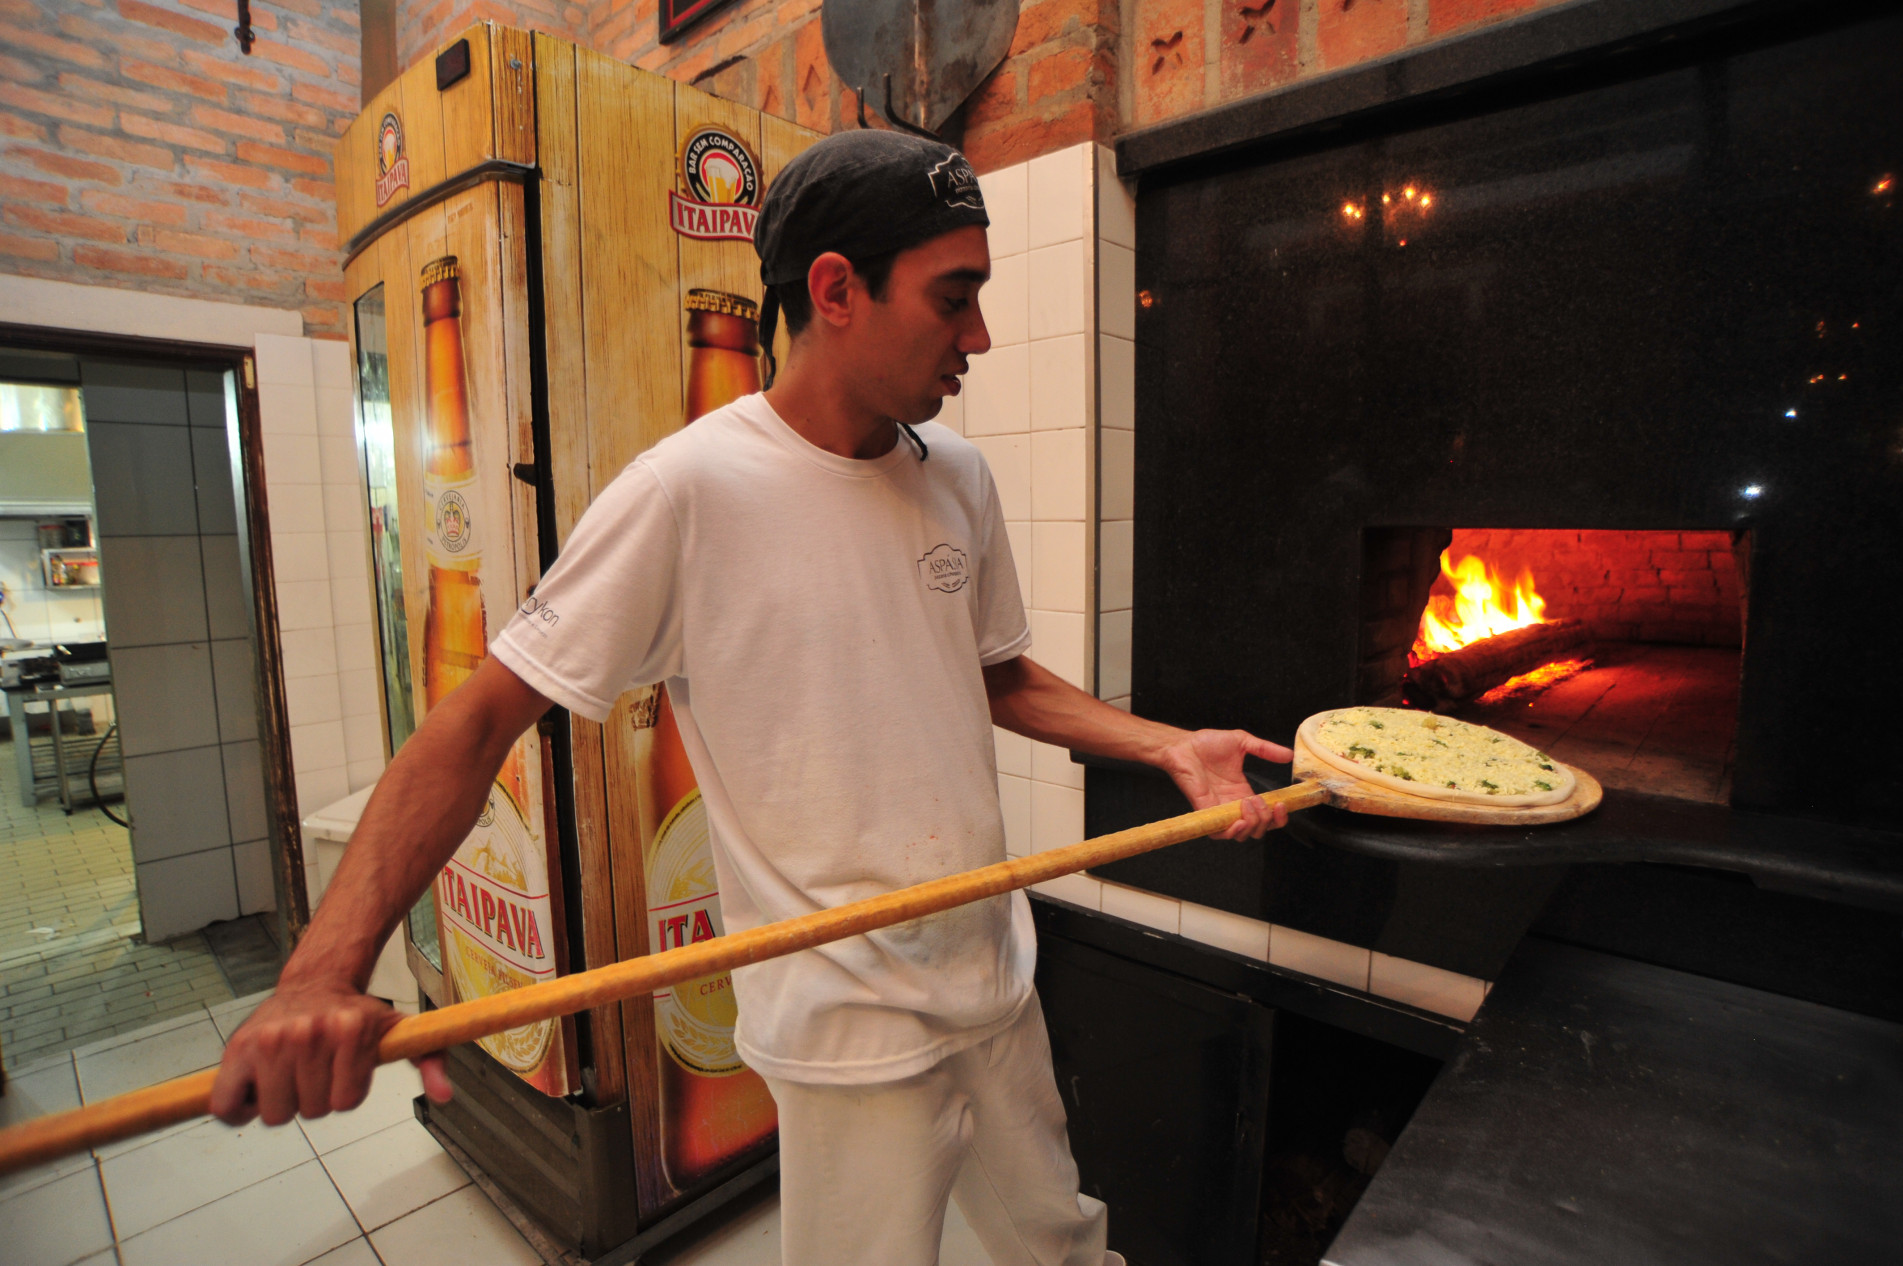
[119,1158,359,1266]
[0,1165,114,1266]
[257,380,318,435]
[971,435,1029,521]
[1099,241,1136,342]
[327,530,368,585]
[346,759,385,792]
[253,333,315,387]
[111,641,219,757]
[1178,901,1271,961]
[1031,738,1085,790]
[295,1058,427,1157]
[316,385,355,438]
[938,382,965,435]
[318,434,359,487]
[1030,871,1101,910]
[1027,241,1088,340]
[342,710,384,769]
[223,740,268,843]
[978,161,1028,258]
[305,1238,381,1266]
[368,1185,542,1266]
[0,1063,88,1202]
[207,991,272,1042]
[1029,779,1084,853]
[1096,144,1136,250]
[201,534,251,640]
[234,838,275,914]
[339,666,380,716]
[1098,609,1131,700]
[71,1009,209,1060]
[1003,521,1031,608]
[263,431,322,485]
[1269,925,1371,992]
[76,1016,225,1103]
[321,1118,469,1232]
[1369,953,1488,1022]
[99,534,208,648]
[101,1112,316,1239]
[124,745,230,863]
[135,850,240,944]
[1100,426,1134,521]
[211,637,259,743]
[82,360,189,424]
[321,481,365,532]
[279,625,341,679]
[312,337,352,389]
[1031,520,1086,613]
[275,579,334,632]
[1104,695,1130,711]
[962,343,1030,436]
[1029,609,1087,690]
[189,418,236,525]
[997,772,1031,857]
[993,725,1031,778]
[330,571,373,626]
[1028,144,1087,248]
[297,768,350,820]
[1099,518,1133,610]
[1099,881,1181,934]
[1029,334,1087,432]
[1099,334,1134,432]
[264,479,324,542]
[982,251,1029,348]
[89,421,199,536]
[333,622,377,673]
[186,367,230,428]
[270,531,330,585]
[285,671,343,728]
[1030,429,1087,521]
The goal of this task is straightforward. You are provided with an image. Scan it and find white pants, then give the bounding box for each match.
[765,991,1110,1266]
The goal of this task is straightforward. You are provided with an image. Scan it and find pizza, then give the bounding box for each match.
[1298,707,1575,807]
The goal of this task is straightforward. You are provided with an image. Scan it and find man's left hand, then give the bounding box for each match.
[1158,729,1294,840]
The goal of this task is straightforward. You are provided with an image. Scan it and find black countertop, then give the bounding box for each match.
[1323,937,1903,1265]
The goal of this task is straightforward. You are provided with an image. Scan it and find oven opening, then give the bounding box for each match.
[1359,528,1748,805]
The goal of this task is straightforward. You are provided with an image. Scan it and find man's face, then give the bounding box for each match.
[841,225,993,425]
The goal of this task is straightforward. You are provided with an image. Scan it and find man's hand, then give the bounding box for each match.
[208,985,452,1127]
[1155,728,1294,841]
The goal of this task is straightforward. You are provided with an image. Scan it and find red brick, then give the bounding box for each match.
[0,21,113,70]
[153,178,230,204]
[14,146,122,184]
[115,59,224,106]
[755,36,788,119]
[188,103,288,143]
[1317,0,1406,70]
[57,12,178,65]
[290,80,356,113]
[301,303,342,331]
[80,190,192,225]
[238,190,323,220]
[186,153,281,188]
[298,225,338,250]
[236,139,328,176]
[290,176,331,199]
[236,89,326,128]
[1679,531,1731,551]
[122,112,228,153]
[288,125,336,151]
[1029,47,1097,105]
[180,48,282,93]
[5,205,125,243]
[1667,586,1722,606]
[1132,0,1202,126]
[965,97,1096,171]
[1658,569,1716,587]
[117,0,226,44]
[0,172,72,205]
[1428,0,1545,38]
[1624,586,1668,605]
[1650,550,1707,570]
[251,242,332,270]
[0,112,49,141]
[0,82,114,127]
[285,16,357,55]
[963,65,1023,130]
[139,226,240,259]
[201,208,295,241]
[1220,0,1300,99]
[54,72,177,115]
[0,49,46,85]
[0,228,61,261]
[1012,0,1111,56]
[202,262,300,293]
[75,241,188,278]
[251,38,333,78]
[306,276,346,301]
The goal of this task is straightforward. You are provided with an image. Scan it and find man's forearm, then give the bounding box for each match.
[983,655,1185,767]
[278,659,548,994]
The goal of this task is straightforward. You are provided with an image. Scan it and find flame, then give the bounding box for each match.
[1410,552,1549,663]
[1473,657,1592,705]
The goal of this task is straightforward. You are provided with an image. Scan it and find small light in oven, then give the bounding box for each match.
[1784,408,1798,418]
[1341,202,1365,220]
[1404,185,1417,200]
[1740,484,1763,500]
[1419,192,1433,208]
[1137,289,1154,309]
[1876,175,1894,195]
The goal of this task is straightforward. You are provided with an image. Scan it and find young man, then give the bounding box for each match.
[211,131,1291,1265]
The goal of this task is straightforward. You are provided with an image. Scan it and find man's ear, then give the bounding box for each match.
[806,252,857,330]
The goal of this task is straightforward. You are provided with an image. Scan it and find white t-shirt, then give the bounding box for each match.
[491,394,1036,1085]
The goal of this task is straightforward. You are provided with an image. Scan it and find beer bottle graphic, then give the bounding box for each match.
[636,288,776,1188]
[421,256,558,1086]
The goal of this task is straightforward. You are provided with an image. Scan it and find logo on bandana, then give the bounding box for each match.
[927,154,983,212]
[670,126,762,242]
[918,543,969,593]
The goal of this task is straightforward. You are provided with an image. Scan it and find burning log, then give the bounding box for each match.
[1402,618,1594,709]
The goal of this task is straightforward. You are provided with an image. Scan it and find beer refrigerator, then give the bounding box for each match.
[335,25,817,1255]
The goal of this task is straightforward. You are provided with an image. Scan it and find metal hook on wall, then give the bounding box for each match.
[853,73,941,140]
[233,0,256,52]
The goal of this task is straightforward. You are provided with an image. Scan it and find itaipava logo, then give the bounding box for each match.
[375,112,410,207]
[918,543,969,594]
[670,126,761,242]
[435,488,471,553]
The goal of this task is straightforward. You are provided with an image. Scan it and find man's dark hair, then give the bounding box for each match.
[773,249,898,337]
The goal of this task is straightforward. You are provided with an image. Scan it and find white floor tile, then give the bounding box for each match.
[321,1118,469,1231]
[118,1159,359,1266]
[0,1165,115,1266]
[368,1186,542,1266]
[101,1113,316,1239]
[305,1239,382,1266]
[72,1252,119,1266]
[76,1017,225,1103]
[297,1060,423,1155]
[207,989,273,1041]
[0,1061,90,1202]
[70,1009,208,1059]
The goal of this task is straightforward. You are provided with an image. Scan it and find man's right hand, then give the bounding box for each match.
[208,984,451,1126]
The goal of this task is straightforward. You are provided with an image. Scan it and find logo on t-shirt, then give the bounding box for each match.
[918,543,969,593]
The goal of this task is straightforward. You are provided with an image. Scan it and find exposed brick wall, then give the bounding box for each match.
[396,0,591,77]
[0,0,359,337]
[1125,0,1567,129]
[1447,529,1745,649]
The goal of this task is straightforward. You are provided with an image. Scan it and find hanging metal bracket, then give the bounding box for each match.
[233,0,256,53]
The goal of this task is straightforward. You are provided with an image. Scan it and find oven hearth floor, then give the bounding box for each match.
[1456,644,1739,805]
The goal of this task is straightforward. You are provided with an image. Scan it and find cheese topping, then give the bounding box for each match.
[1314,707,1563,797]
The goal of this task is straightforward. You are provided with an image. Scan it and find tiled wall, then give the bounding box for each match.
[0,523,106,648]
[82,360,273,943]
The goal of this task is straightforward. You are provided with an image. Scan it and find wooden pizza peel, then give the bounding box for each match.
[0,713,1599,1175]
